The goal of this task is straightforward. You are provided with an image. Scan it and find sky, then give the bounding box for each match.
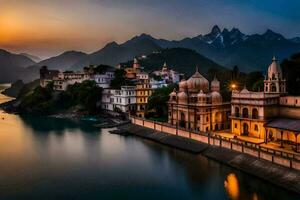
[0,0,300,59]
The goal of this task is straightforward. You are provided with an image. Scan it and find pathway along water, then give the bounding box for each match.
[0,84,299,199]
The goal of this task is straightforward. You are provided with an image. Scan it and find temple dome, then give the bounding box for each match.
[178,91,187,102]
[211,91,222,104]
[170,88,177,96]
[197,90,206,98]
[179,79,187,92]
[268,56,282,79]
[187,67,209,93]
[240,87,250,93]
[211,76,220,92]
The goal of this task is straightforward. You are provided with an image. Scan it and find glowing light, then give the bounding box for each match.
[224,173,240,200]
[231,84,237,90]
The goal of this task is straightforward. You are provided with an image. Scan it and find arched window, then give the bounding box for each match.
[270,83,276,92]
[254,124,258,131]
[272,73,276,80]
[180,112,185,120]
[252,108,258,119]
[235,107,240,117]
[215,124,219,130]
[242,108,249,118]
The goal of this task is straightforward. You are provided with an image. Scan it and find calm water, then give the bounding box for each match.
[0,86,299,200]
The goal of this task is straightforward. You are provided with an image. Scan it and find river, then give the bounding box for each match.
[0,84,299,199]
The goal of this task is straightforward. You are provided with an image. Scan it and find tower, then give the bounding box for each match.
[264,56,286,94]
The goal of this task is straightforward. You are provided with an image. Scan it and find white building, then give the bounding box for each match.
[53,71,90,91]
[152,62,182,84]
[94,70,115,89]
[101,86,136,113]
[150,79,168,89]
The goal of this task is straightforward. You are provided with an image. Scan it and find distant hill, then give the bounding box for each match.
[122,48,225,77]
[131,26,300,72]
[71,35,162,70]
[20,53,42,63]
[282,53,300,95]
[0,49,37,83]
[33,51,87,71]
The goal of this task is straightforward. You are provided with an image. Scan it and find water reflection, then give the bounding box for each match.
[0,89,299,199]
[225,173,239,200]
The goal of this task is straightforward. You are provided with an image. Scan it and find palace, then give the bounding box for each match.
[231,57,300,150]
[168,68,231,132]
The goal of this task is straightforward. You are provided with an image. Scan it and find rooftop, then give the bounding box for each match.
[265,118,300,132]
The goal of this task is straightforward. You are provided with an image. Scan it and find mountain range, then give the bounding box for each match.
[145,25,300,72]
[1,25,300,83]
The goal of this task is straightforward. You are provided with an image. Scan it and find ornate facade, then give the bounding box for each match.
[168,68,231,132]
[231,57,300,151]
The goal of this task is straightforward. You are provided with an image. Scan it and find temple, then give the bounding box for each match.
[231,56,300,151]
[168,68,231,132]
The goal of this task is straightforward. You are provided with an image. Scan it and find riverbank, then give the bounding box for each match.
[117,123,300,194]
[0,96,129,126]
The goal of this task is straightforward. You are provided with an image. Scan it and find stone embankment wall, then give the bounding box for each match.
[131,117,300,171]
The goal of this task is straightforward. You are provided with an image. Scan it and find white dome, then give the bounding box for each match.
[268,56,282,79]
[187,68,209,93]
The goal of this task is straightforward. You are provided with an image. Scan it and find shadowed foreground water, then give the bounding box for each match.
[0,90,299,199]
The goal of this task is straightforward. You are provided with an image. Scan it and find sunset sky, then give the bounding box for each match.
[0,0,300,58]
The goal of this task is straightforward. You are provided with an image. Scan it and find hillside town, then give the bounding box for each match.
[39,56,300,155]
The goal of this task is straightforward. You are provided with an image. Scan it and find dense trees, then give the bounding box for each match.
[145,84,177,121]
[18,80,102,115]
[282,53,300,95]
[110,69,134,89]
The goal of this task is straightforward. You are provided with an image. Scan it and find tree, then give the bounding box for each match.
[282,54,300,95]
[110,69,134,89]
[146,84,177,120]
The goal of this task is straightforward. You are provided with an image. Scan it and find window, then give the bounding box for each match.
[235,107,240,117]
[234,123,237,128]
[254,125,258,131]
[206,116,209,122]
[252,108,258,119]
[242,108,249,118]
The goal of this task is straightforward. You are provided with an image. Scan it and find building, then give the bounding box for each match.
[101,86,136,113]
[93,68,115,89]
[124,58,141,79]
[150,79,168,89]
[168,68,231,132]
[53,71,90,91]
[230,56,300,151]
[136,72,153,118]
[40,66,59,87]
[152,62,182,83]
